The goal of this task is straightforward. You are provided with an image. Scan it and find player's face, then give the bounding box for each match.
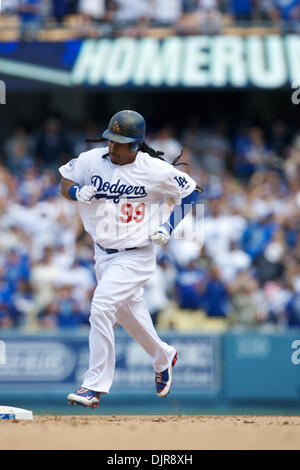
[108,141,136,165]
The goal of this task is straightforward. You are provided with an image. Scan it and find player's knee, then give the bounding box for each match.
[90,299,116,322]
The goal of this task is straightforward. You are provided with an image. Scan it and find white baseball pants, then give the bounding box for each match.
[82,243,176,393]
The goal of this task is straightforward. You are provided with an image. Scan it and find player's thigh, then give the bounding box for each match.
[92,258,153,311]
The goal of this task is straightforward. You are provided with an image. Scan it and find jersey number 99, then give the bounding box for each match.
[120,203,145,224]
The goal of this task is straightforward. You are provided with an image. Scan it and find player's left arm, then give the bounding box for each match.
[165,152,190,208]
[150,189,200,246]
[150,166,203,246]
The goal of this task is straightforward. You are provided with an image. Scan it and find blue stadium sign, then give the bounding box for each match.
[0,35,299,89]
[0,333,221,393]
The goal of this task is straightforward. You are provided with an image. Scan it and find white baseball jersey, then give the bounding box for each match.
[59,147,196,250]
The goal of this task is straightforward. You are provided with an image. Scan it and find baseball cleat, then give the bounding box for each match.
[67,387,100,408]
[155,351,178,398]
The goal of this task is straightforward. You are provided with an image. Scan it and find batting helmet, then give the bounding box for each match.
[102,110,146,151]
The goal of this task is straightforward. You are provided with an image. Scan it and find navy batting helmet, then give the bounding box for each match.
[102,110,146,151]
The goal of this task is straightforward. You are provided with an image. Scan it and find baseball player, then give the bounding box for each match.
[59,110,200,408]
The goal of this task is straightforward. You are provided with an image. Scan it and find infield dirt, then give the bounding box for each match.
[0,415,300,449]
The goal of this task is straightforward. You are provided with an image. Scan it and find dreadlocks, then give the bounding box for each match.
[84,137,187,168]
[138,141,165,161]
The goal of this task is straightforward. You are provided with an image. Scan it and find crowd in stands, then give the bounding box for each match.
[1,0,300,39]
[0,113,300,331]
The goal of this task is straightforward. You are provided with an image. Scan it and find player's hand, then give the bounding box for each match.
[150,225,170,246]
[76,185,97,204]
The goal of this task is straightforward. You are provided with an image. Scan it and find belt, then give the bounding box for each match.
[97,243,138,254]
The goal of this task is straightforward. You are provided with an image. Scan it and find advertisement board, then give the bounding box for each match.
[0,332,221,394]
[0,35,299,90]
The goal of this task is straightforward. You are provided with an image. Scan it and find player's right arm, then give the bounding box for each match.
[59,153,97,204]
[60,177,97,204]
[61,178,77,201]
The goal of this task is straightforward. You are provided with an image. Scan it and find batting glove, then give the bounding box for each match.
[76,185,97,204]
[150,225,170,246]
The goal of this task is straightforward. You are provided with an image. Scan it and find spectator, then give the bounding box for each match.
[284,134,300,181]
[204,196,247,259]
[37,301,59,328]
[264,279,292,325]
[55,285,88,328]
[269,120,290,159]
[234,126,275,179]
[228,271,268,326]
[202,266,231,317]
[112,0,151,24]
[12,279,36,325]
[254,228,286,285]
[182,0,198,13]
[31,246,64,311]
[0,273,14,306]
[0,225,30,254]
[175,260,208,310]
[52,0,69,23]
[77,0,106,21]
[148,126,183,165]
[196,0,224,33]
[18,0,43,40]
[37,285,88,328]
[0,272,24,327]
[229,0,252,21]
[35,117,72,169]
[40,169,60,200]
[0,165,15,201]
[285,291,300,327]
[4,126,35,165]
[18,165,42,205]
[181,116,206,168]
[0,301,22,327]
[182,119,231,174]
[5,141,34,178]
[55,258,96,310]
[253,0,278,21]
[150,0,183,25]
[284,257,300,293]
[4,249,31,291]
[196,122,231,175]
[273,0,300,21]
[1,0,19,14]
[240,213,277,261]
[214,241,252,282]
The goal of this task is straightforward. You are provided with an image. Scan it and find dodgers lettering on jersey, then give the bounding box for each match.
[91,175,147,203]
[59,147,196,250]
